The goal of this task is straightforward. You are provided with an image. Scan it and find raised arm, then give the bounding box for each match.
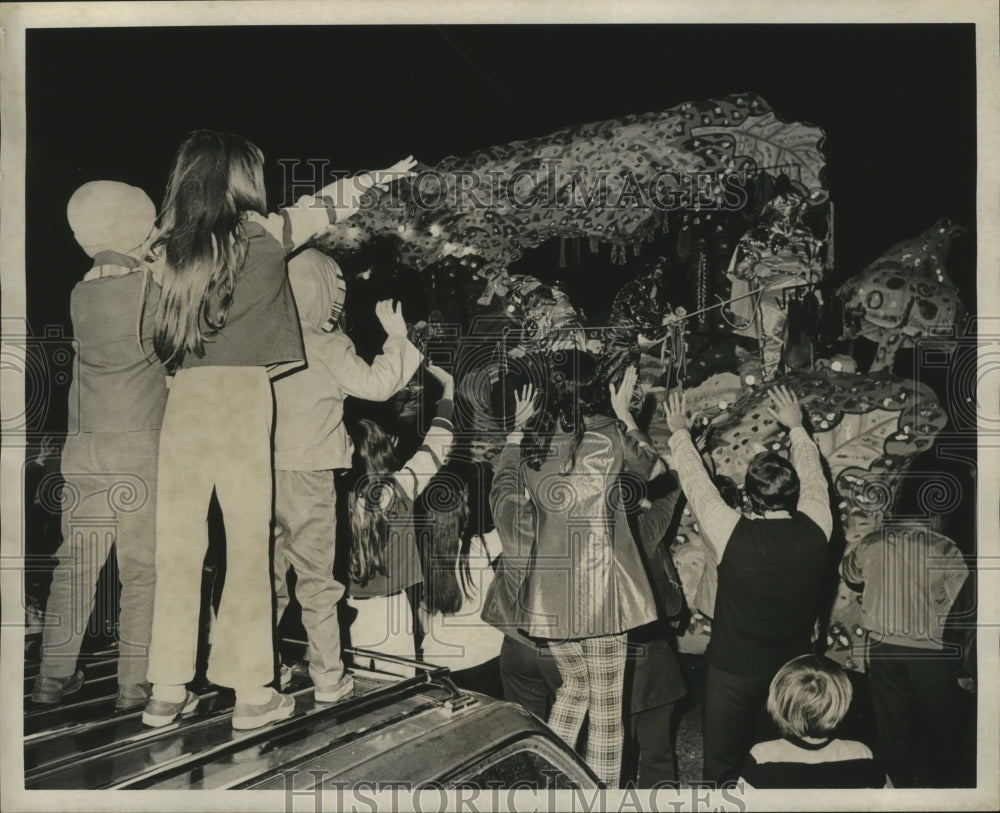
[251,156,417,253]
[610,366,665,480]
[768,384,833,540]
[394,364,454,501]
[337,301,423,401]
[664,388,740,562]
[488,384,539,567]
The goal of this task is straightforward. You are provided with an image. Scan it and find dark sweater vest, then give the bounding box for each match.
[707,513,827,676]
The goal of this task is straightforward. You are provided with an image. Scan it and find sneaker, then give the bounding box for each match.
[115,681,152,712]
[31,669,85,704]
[314,674,355,705]
[232,689,295,730]
[142,690,200,727]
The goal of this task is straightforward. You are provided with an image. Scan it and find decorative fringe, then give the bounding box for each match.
[559,238,567,268]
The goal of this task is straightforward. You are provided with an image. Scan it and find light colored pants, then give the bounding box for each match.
[147,367,274,692]
[40,430,159,689]
[547,634,628,789]
[273,469,346,693]
[347,592,416,677]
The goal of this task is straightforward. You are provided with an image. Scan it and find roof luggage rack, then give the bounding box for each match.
[24,646,480,790]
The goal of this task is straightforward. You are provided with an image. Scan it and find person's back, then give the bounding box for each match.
[840,520,969,787]
[521,416,658,640]
[420,531,505,677]
[69,269,167,433]
[34,181,165,711]
[270,249,421,701]
[663,384,834,784]
[739,655,889,789]
[273,249,421,471]
[710,513,827,675]
[842,522,967,651]
[742,736,887,789]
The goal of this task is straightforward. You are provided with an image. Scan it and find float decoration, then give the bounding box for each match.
[313,92,827,284]
[725,186,833,381]
[837,219,967,371]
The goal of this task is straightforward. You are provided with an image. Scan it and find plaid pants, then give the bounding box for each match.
[547,634,627,788]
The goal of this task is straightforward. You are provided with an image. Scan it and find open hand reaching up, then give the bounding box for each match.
[664,388,693,434]
[767,384,803,429]
[512,383,538,431]
[375,300,407,338]
[609,366,639,426]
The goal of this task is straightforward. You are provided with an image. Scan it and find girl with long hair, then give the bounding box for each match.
[345,363,455,676]
[417,460,505,697]
[142,130,414,730]
[516,354,663,788]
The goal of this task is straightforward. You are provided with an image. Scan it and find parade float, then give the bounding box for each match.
[311,92,968,671]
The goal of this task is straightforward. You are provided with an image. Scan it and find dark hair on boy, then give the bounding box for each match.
[743,452,800,514]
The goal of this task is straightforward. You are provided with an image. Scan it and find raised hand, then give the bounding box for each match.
[512,383,538,431]
[664,388,693,434]
[767,384,803,429]
[609,366,639,424]
[375,299,407,338]
[371,155,417,191]
[425,362,454,401]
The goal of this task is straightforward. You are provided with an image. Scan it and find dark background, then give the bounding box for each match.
[24,23,977,437]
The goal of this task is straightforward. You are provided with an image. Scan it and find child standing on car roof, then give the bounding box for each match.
[32,181,166,712]
[271,248,422,703]
[142,129,414,730]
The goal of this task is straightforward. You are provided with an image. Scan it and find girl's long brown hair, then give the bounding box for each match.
[419,471,472,616]
[522,349,602,473]
[152,130,267,370]
[348,419,400,586]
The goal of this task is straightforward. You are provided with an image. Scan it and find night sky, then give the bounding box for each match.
[24,23,977,433]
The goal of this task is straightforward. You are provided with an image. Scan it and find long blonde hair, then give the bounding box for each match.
[152,130,267,370]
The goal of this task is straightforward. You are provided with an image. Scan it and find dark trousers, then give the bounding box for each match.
[498,635,562,720]
[703,665,775,785]
[868,641,964,788]
[626,702,677,787]
[451,657,504,700]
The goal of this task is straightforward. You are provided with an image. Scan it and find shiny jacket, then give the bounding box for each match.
[518,416,660,640]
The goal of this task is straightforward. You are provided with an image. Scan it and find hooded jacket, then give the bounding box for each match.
[272,250,422,471]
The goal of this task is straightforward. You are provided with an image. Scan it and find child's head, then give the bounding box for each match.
[350,418,399,476]
[523,348,601,472]
[158,130,266,237]
[152,130,266,369]
[66,181,156,259]
[744,451,800,514]
[767,655,853,739]
[287,249,347,333]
